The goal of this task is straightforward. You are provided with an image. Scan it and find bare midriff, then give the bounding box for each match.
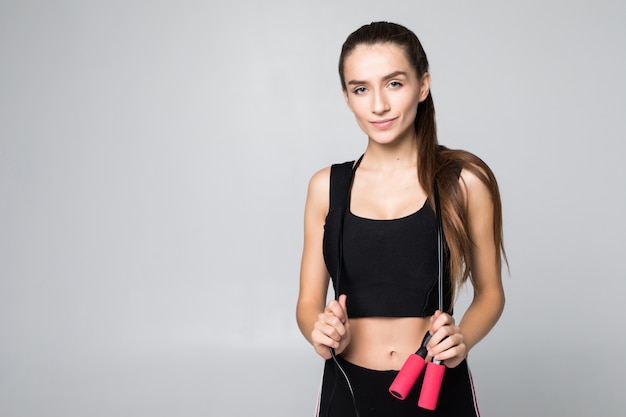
[340,317,432,371]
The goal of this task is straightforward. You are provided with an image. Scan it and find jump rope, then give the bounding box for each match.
[329,154,446,416]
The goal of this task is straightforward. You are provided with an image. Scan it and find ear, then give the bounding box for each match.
[418,72,431,103]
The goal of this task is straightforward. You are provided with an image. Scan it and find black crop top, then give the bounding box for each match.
[322,161,452,318]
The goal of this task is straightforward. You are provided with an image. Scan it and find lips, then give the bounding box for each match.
[370,117,397,129]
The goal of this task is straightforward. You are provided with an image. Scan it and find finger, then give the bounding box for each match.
[429,310,442,331]
[428,328,463,356]
[430,311,454,334]
[432,341,466,363]
[315,315,346,339]
[432,309,442,320]
[338,294,349,317]
[326,308,347,329]
[313,333,340,353]
[319,332,341,349]
[429,331,461,353]
[312,324,343,346]
[325,300,347,323]
[427,322,458,350]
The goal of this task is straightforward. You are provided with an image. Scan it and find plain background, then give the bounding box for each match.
[1,0,625,416]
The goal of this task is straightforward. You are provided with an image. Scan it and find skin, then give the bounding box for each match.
[296,42,505,370]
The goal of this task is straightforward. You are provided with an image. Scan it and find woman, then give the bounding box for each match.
[296,21,506,416]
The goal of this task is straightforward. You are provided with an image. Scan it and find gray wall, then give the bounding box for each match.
[1,0,624,416]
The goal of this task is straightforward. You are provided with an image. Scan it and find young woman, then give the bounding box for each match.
[296,21,506,416]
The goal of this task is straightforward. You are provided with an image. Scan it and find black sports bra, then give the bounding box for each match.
[322,160,452,318]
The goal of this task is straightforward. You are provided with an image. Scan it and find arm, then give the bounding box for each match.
[428,168,505,368]
[296,167,351,359]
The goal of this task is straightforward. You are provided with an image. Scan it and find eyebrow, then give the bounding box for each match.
[346,71,409,86]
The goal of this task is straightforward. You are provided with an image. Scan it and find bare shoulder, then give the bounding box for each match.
[438,145,498,198]
[306,166,332,215]
[309,166,331,191]
[458,163,496,207]
[459,165,489,188]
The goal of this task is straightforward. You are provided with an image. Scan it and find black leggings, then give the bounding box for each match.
[316,356,480,417]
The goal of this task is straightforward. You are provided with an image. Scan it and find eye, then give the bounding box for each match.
[389,81,403,88]
[353,87,367,95]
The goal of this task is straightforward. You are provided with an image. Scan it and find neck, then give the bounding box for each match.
[363,135,419,170]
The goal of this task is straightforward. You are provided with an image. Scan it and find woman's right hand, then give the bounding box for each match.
[311,294,351,359]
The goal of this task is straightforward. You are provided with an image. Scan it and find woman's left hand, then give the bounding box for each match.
[427,310,468,368]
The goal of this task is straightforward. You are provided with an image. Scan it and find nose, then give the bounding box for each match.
[371,90,390,114]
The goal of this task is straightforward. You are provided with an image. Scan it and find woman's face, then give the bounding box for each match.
[342,42,430,146]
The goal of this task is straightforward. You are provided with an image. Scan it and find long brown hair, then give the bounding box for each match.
[338,21,507,302]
